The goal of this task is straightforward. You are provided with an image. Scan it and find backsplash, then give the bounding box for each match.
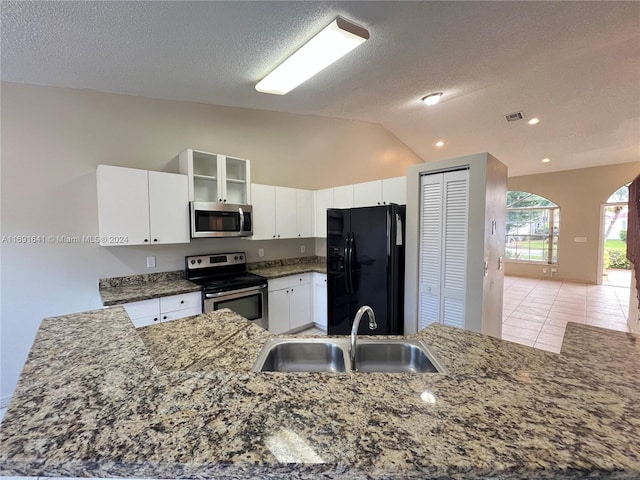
[98,271,184,289]
[247,256,325,270]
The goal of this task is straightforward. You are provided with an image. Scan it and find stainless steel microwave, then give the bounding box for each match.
[190,202,253,238]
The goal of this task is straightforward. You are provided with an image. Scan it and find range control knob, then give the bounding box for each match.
[239,255,244,260]
[190,260,196,265]
[197,259,202,264]
[234,255,239,260]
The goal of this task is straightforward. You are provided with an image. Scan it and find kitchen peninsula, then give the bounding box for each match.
[1,306,639,479]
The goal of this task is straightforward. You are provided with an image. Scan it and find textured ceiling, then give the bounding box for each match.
[1,1,639,177]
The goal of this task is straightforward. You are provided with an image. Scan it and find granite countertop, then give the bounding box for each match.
[98,271,202,306]
[98,258,327,306]
[248,257,326,279]
[1,307,639,479]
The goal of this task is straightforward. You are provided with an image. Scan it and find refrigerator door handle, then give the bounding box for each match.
[344,233,352,294]
[347,232,355,294]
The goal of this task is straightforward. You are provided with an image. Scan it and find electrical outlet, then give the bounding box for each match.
[258,248,264,258]
[551,267,557,273]
[543,267,548,274]
[301,245,305,253]
[146,256,156,268]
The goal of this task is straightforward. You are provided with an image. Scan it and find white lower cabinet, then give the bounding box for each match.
[124,292,202,328]
[313,273,327,330]
[267,274,313,334]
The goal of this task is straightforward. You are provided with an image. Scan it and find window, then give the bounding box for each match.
[506,191,559,264]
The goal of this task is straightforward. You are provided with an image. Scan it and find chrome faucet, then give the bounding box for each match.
[350,305,377,371]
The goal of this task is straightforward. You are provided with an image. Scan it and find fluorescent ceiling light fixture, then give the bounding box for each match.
[421,92,443,106]
[528,118,540,125]
[255,17,369,95]
[541,158,551,163]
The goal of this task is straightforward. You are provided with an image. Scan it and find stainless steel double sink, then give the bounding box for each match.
[251,337,446,373]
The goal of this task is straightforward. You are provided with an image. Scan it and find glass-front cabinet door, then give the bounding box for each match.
[179,149,251,204]
[192,150,219,203]
[224,156,249,204]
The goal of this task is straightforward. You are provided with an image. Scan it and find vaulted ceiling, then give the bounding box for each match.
[2,1,638,176]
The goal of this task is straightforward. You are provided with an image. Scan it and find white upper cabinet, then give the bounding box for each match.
[351,177,406,207]
[251,184,277,240]
[251,184,314,240]
[314,188,333,238]
[295,189,314,238]
[148,171,190,245]
[275,186,297,239]
[353,180,383,207]
[179,149,250,204]
[97,165,189,246]
[333,184,354,209]
[382,176,406,205]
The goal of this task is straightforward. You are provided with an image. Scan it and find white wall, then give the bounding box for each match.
[0,82,423,402]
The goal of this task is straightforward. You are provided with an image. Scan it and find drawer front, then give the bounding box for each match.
[289,273,312,287]
[268,276,290,291]
[162,306,202,323]
[131,313,162,328]
[160,292,202,313]
[313,272,327,286]
[123,298,160,319]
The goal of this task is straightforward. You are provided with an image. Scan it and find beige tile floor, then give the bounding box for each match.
[502,274,631,353]
[301,274,632,354]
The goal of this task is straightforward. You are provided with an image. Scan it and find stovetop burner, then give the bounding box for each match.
[185,252,267,293]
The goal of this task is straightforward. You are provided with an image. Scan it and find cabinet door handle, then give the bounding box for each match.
[163,316,167,320]
[153,238,158,242]
[218,198,222,202]
[144,239,149,243]
[154,317,159,322]
[180,300,185,304]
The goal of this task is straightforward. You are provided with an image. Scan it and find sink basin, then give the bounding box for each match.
[252,337,446,374]
[355,340,441,373]
[254,338,348,372]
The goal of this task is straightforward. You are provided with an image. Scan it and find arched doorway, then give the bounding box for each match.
[599,184,630,287]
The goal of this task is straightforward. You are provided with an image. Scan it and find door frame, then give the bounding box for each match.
[597,201,628,286]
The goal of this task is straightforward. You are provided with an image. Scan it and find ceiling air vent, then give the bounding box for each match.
[504,111,525,122]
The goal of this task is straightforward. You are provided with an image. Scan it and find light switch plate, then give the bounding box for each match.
[146,256,156,268]
[258,248,264,258]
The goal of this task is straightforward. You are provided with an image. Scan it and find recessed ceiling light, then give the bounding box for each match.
[255,17,369,95]
[541,158,551,163]
[528,118,540,125]
[435,140,445,148]
[421,92,443,106]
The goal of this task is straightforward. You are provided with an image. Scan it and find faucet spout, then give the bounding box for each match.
[350,305,377,371]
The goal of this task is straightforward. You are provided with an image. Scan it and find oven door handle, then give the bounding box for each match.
[204,284,267,299]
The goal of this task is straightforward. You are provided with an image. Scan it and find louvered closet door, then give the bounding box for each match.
[418,173,443,329]
[440,170,469,328]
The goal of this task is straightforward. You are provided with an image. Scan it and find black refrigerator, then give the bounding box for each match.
[327,204,405,335]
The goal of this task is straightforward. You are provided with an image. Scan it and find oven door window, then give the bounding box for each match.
[213,292,262,321]
[195,210,240,232]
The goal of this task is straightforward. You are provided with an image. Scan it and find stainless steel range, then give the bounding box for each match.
[185,252,268,330]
